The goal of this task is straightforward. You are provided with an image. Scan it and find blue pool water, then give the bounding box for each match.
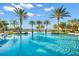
[0,33,79,56]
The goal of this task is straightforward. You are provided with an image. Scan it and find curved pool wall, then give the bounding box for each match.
[0,33,79,56]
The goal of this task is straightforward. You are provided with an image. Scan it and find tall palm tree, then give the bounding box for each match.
[37,20,42,32]
[14,7,27,53]
[50,6,70,32]
[44,20,50,35]
[14,8,27,34]
[11,20,18,32]
[29,20,35,36]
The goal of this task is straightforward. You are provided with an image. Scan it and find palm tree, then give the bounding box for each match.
[67,19,78,32]
[44,20,50,35]
[0,20,9,33]
[0,20,8,40]
[76,19,79,31]
[0,21,3,32]
[60,22,66,31]
[14,7,27,53]
[58,22,66,32]
[54,22,66,32]
[29,20,35,36]
[14,8,27,34]
[50,6,70,32]
[54,24,58,29]
[37,24,44,31]
[36,20,42,32]
[11,20,18,32]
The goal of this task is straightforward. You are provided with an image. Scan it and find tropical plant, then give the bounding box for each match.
[11,20,18,32]
[14,7,27,50]
[54,24,58,29]
[14,7,27,34]
[54,22,66,32]
[58,22,66,31]
[67,19,78,32]
[44,20,50,35]
[0,20,9,33]
[29,20,35,35]
[76,19,79,31]
[37,24,44,31]
[50,6,70,32]
[15,26,20,32]
[36,20,42,31]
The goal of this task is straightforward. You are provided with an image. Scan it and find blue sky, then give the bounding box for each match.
[0,3,79,29]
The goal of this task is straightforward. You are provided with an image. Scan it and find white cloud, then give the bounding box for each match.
[3,6,15,11]
[11,3,34,10]
[36,4,43,7]
[11,3,23,9]
[27,12,34,17]
[16,5,23,9]
[20,3,33,9]
[44,7,54,12]
[25,4,34,9]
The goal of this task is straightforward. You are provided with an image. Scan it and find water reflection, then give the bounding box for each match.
[15,32,79,56]
[0,35,8,47]
[32,29,34,40]
[10,35,18,45]
[18,34,22,56]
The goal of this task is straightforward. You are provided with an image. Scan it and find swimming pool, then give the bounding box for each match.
[0,33,79,56]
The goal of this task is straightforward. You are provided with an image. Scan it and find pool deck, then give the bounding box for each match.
[68,33,79,35]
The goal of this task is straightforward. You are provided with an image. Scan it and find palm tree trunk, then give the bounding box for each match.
[32,25,33,38]
[45,25,47,35]
[20,17,22,34]
[57,18,60,33]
